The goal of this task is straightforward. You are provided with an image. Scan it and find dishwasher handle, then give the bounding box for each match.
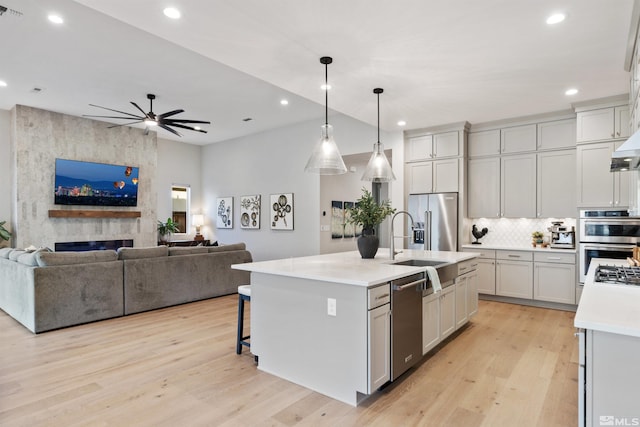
[393,278,426,291]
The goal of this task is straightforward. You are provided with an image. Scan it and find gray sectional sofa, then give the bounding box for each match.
[0,243,252,333]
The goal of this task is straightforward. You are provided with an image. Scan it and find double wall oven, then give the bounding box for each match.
[578,209,640,283]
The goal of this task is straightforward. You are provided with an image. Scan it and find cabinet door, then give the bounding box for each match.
[468,157,500,218]
[433,159,459,193]
[533,262,576,304]
[466,270,479,318]
[422,293,440,355]
[537,118,576,150]
[468,130,500,157]
[367,304,391,392]
[455,277,468,329]
[577,142,615,207]
[537,149,577,218]
[496,260,533,299]
[501,153,536,217]
[614,140,630,208]
[576,108,615,142]
[439,287,456,339]
[501,124,537,154]
[408,162,433,194]
[476,259,496,295]
[408,135,433,161]
[615,105,630,139]
[433,131,460,158]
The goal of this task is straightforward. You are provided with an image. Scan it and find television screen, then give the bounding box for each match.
[54,159,139,207]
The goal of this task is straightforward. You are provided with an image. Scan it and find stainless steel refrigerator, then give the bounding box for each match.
[407,192,458,251]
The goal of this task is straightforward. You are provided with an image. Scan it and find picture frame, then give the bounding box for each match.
[270,193,294,230]
[240,195,261,229]
[216,197,233,229]
[331,201,343,239]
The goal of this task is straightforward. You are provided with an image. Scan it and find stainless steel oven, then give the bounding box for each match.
[578,209,640,282]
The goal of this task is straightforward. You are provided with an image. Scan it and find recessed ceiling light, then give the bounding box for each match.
[546,13,566,25]
[280,99,289,106]
[48,14,64,24]
[163,7,181,19]
[397,120,406,127]
[565,88,578,96]
[0,80,7,87]
[321,84,331,91]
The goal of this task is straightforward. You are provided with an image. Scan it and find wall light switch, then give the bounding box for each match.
[320,225,330,232]
[327,298,337,316]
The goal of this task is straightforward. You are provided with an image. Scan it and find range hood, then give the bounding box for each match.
[611,128,640,171]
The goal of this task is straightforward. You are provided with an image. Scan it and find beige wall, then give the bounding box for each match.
[0,109,11,247]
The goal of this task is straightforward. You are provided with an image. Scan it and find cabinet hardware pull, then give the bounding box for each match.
[548,257,561,260]
[375,293,390,300]
[508,254,520,258]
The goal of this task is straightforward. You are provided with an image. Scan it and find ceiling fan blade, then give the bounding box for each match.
[158,109,184,119]
[107,120,144,128]
[163,119,211,124]
[158,123,182,137]
[168,123,209,133]
[88,104,143,118]
[83,114,145,120]
[130,101,148,117]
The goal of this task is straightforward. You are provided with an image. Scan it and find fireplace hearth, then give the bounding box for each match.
[55,239,133,252]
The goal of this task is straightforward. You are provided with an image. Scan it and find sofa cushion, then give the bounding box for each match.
[0,247,14,259]
[168,246,209,256]
[9,249,26,262]
[208,243,246,253]
[18,247,52,266]
[117,246,168,260]
[36,250,118,267]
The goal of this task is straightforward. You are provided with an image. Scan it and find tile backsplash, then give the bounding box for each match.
[466,217,576,247]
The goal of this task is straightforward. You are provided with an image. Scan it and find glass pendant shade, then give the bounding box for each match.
[304,124,347,174]
[362,141,396,182]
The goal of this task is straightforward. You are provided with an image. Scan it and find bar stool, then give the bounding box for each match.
[236,285,251,354]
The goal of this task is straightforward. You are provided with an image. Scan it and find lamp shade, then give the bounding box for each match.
[361,141,396,182]
[304,124,347,174]
[192,214,204,227]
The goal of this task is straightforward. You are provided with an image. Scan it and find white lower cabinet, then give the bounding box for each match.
[367,285,391,393]
[477,258,496,295]
[533,252,576,305]
[466,270,479,318]
[422,292,440,355]
[496,252,533,299]
[440,286,456,339]
[455,276,468,329]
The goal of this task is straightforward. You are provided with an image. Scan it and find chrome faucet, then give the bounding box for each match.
[390,210,415,260]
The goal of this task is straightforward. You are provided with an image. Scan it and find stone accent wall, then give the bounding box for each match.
[11,105,157,248]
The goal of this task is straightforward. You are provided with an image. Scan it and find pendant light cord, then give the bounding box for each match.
[377,91,380,143]
[325,62,329,127]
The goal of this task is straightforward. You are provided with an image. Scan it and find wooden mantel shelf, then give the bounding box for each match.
[48,210,141,219]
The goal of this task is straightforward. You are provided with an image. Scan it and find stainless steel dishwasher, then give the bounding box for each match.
[391,272,426,380]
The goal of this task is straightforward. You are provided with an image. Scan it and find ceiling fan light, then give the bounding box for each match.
[305,124,347,175]
[144,118,158,126]
[163,7,181,19]
[362,141,395,182]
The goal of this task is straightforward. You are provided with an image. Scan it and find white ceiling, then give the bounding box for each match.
[0,0,634,145]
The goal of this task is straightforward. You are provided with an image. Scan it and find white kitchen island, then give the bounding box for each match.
[574,259,640,427]
[232,249,477,406]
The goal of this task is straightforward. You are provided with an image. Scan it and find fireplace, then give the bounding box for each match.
[55,239,133,252]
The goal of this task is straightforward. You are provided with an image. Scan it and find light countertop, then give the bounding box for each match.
[461,243,576,254]
[232,249,479,287]
[574,258,640,338]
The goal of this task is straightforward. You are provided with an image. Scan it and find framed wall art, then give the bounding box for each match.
[240,195,261,229]
[343,201,355,238]
[331,201,343,239]
[216,197,233,229]
[271,193,294,230]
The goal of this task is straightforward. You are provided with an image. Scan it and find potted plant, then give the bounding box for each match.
[0,221,11,244]
[346,188,396,258]
[157,217,179,245]
[531,231,544,247]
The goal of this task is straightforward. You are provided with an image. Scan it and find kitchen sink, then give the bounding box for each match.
[392,259,447,267]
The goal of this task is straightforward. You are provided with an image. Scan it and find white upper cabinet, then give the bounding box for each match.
[576,141,630,208]
[537,119,576,150]
[407,132,460,162]
[500,124,537,154]
[468,130,500,157]
[576,106,629,143]
[501,153,536,218]
[537,149,576,218]
[467,157,500,218]
[408,159,459,194]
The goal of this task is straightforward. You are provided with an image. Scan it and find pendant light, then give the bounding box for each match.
[362,88,396,182]
[304,56,348,175]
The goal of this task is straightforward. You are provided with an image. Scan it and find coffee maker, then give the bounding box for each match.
[548,221,575,249]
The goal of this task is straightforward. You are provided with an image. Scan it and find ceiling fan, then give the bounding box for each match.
[84,93,210,137]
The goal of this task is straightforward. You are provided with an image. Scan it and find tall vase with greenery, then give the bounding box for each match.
[157,218,179,245]
[346,188,396,258]
[0,221,12,246]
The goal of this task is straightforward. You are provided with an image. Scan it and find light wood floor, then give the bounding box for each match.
[0,297,578,426]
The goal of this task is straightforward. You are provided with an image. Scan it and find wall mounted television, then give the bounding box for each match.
[54,159,139,207]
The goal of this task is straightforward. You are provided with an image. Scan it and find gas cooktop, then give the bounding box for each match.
[595,265,640,286]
